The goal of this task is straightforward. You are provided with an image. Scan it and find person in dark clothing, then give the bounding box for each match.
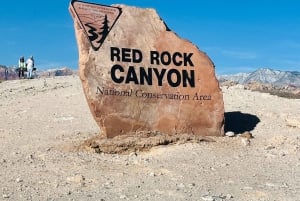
[5,67,8,80]
[18,56,26,78]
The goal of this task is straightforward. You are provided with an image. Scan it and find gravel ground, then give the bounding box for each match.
[0,76,299,201]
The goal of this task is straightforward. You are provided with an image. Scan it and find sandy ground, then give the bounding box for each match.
[0,76,300,201]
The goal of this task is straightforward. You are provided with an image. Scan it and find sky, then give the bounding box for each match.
[1,0,300,75]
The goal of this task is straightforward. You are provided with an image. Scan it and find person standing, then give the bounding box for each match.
[18,56,26,78]
[5,67,9,80]
[26,56,34,79]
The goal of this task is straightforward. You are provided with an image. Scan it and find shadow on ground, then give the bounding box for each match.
[224,111,260,133]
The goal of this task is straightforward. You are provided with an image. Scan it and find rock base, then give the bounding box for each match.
[80,132,215,154]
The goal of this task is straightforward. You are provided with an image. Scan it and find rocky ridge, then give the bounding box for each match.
[218,68,300,87]
[219,68,300,99]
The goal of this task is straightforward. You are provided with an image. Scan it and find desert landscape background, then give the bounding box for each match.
[0,75,300,200]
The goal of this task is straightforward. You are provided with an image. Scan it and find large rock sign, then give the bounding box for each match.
[69,0,224,138]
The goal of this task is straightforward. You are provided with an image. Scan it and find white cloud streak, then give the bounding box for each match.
[221,50,257,59]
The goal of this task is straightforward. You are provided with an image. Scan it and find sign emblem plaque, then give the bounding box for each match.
[69,0,122,50]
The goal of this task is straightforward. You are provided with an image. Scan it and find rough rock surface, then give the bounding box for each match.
[71,3,224,138]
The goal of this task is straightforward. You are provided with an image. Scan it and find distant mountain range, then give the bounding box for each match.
[218,68,300,87]
[0,65,77,80]
[1,65,300,88]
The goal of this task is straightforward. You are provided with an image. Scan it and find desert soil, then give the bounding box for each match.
[0,76,300,201]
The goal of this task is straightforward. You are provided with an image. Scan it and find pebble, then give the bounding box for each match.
[280,183,289,188]
[2,194,10,198]
[225,131,235,137]
[177,183,185,188]
[265,182,276,187]
[66,174,85,184]
[201,194,232,201]
[187,183,196,188]
[149,172,156,177]
[201,195,216,201]
[220,163,229,167]
[129,152,137,157]
[239,131,253,139]
[242,186,253,190]
[226,194,233,199]
[280,152,286,157]
[264,145,275,150]
[16,178,23,183]
[241,138,250,146]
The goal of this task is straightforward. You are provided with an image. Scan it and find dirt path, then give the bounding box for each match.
[0,76,299,201]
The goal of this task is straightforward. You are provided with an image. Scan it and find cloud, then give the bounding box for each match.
[221,50,257,59]
[216,66,257,75]
[267,57,300,69]
[281,59,300,65]
[280,40,300,49]
[203,46,257,60]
